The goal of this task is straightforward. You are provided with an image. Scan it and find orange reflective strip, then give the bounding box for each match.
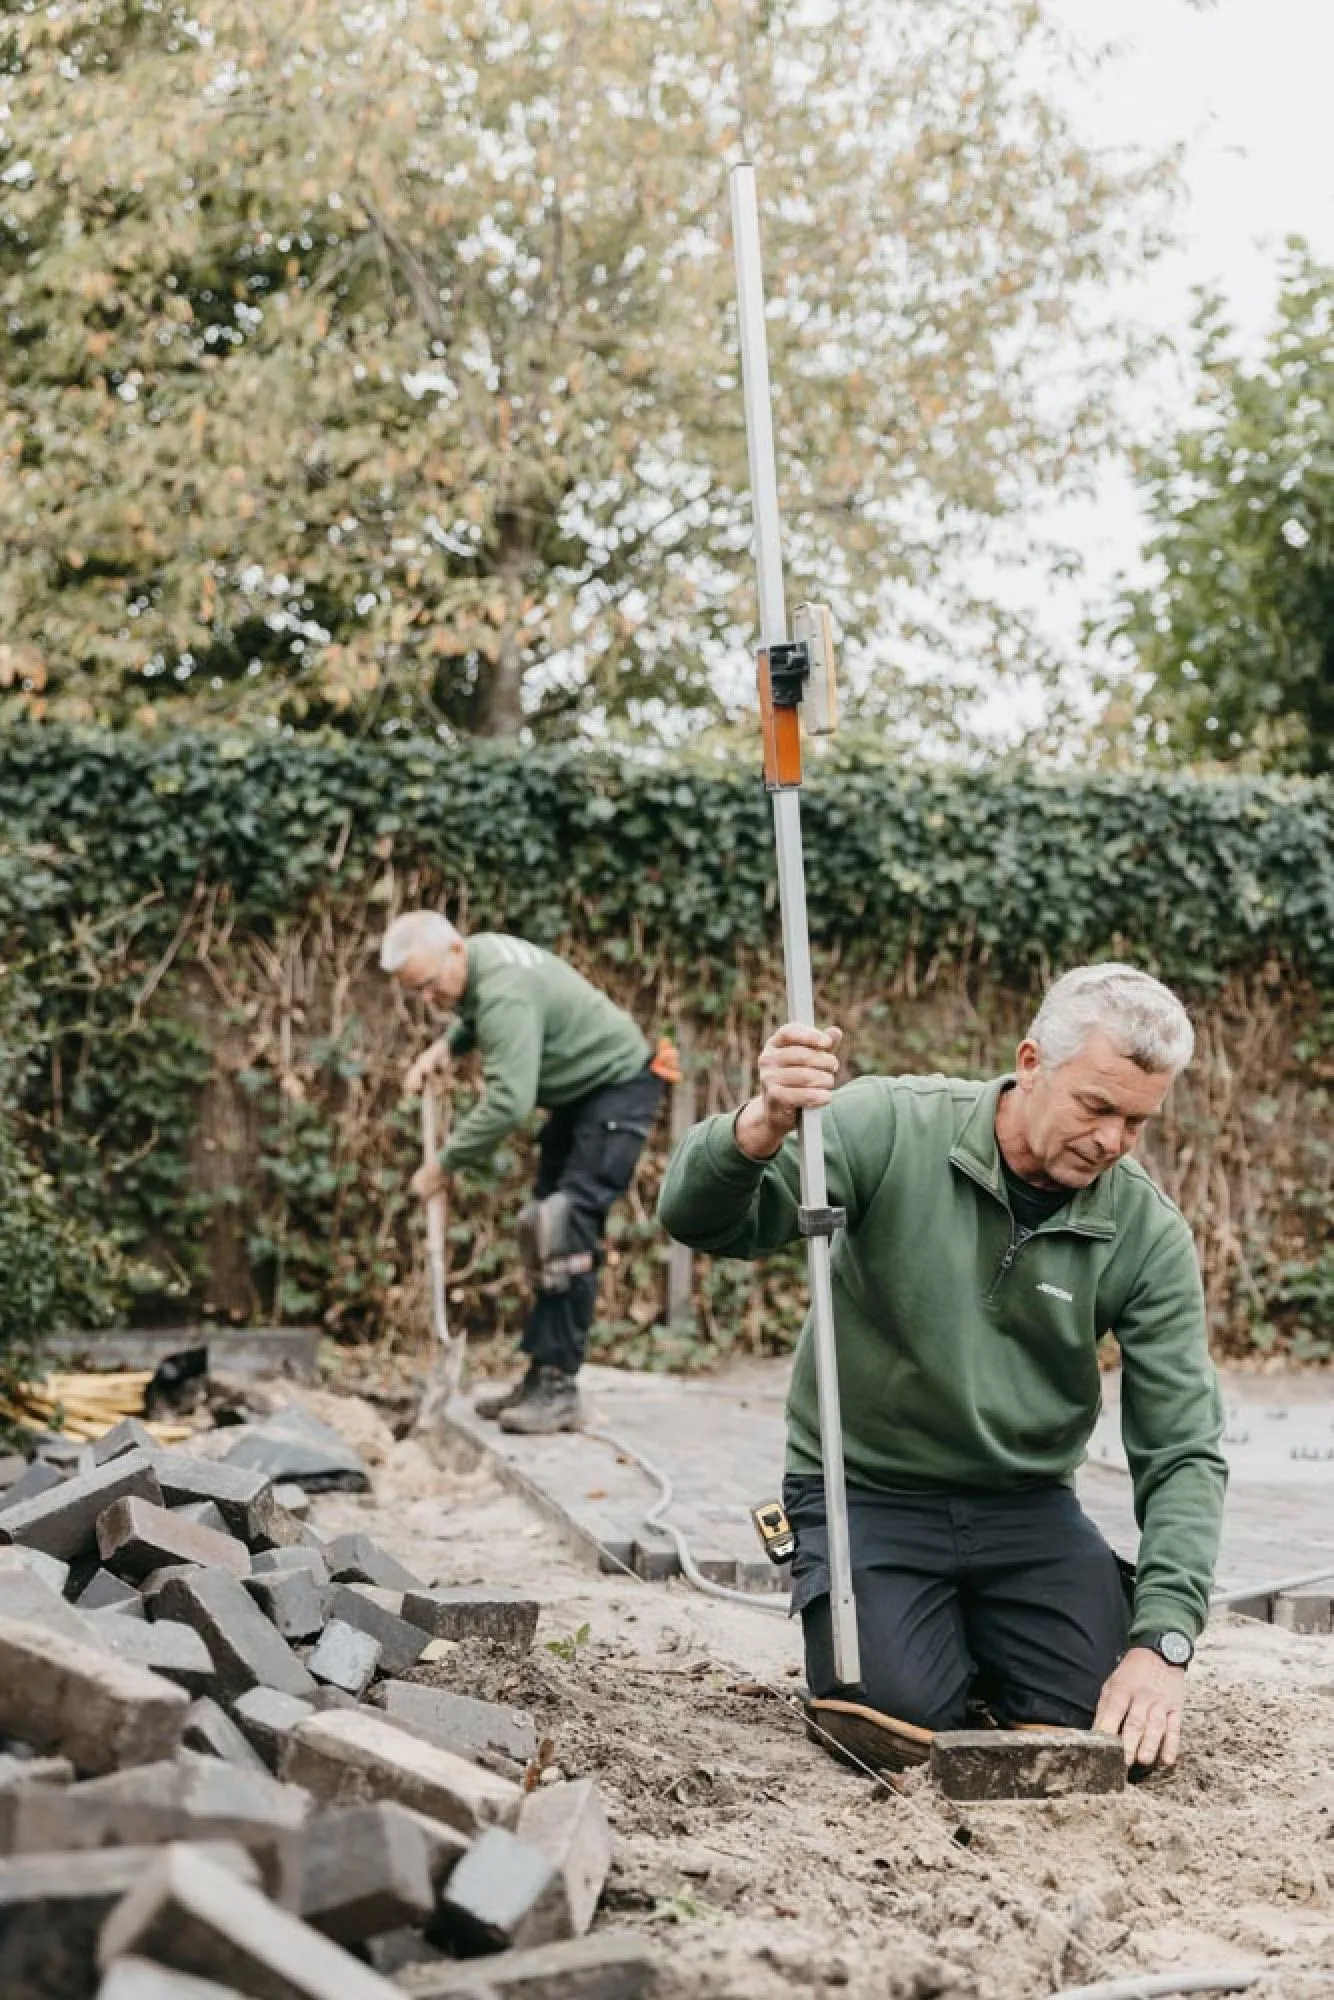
[757,651,803,790]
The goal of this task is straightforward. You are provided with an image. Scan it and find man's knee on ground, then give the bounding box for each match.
[800,1601,969,1733]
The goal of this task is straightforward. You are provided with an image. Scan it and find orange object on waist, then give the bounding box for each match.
[649,1036,683,1085]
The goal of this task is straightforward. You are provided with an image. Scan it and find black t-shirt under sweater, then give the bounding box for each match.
[999,1150,1072,1237]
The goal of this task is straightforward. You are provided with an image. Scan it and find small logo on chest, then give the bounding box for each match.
[1036,1281,1074,1303]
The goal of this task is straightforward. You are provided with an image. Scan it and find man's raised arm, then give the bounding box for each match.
[658,1023,855,1257]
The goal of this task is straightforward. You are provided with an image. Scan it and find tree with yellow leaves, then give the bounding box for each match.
[0,0,1165,740]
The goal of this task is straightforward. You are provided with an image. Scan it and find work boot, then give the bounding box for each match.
[804,1698,933,1774]
[473,1368,538,1422]
[498,1365,583,1435]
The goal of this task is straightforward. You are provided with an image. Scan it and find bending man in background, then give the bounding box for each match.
[659,964,1226,1774]
[382,912,673,1435]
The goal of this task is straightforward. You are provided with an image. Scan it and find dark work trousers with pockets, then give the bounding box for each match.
[521,1065,665,1377]
[784,1474,1132,1729]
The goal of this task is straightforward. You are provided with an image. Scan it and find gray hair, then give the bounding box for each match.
[1027,963,1194,1075]
[379,910,460,973]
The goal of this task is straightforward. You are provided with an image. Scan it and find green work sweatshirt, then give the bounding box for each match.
[440,934,649,1172]
[658,1073,1227,1640]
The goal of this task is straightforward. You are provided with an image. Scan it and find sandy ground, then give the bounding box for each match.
[286,1384,1334,2000]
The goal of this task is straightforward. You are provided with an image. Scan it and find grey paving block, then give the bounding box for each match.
[0,1459,67,1512]
[171,1500,231,1536]
[97,1841,406,1998]
[0,1564,101,1644]
[0,1452,28,1491]
[307,1619,381,1698]
[431,1824,564,1955]
[93,1418,160,1466]
[152,1569,317,1701]
[310,1684,358,1712]
[223,1409,372,1496]
[8,1753,309,1902]
[281,1709,521,1835]
[99,1496,251,1582]
[298,1799,438,1944]
[517,1778,613,1936]
[252,1547,330,1583]
[323,1534,423,1590]
[80,1568,146,1614]
[0,1543,71,1595]
[152,1455,277,1547]
[0,1449,164,1560]
[232,1688,315,1770]
[101,1617,217,1694]
[373,1682,536,1766]
[1273,1588,1333,1634]
[404,1930,661,1998]
[273,1484,311,1518]
[0,1842,258,2000]
[97,1958,249,1999]
[326,1583,428,1675]
[402,1588,540,1652]
[929,1728,1126,1800]
[34,1436,94,1473]
[244,1567,329,1641]
[0,1753,74,1853]
[0,1614,188,1773]
[182,1697,270,1771]
[140,1563,205,1604]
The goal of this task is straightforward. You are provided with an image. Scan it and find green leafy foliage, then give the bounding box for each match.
[0,0,1168,744]
[1108,245,1334,772]
[0,726,1329,1361]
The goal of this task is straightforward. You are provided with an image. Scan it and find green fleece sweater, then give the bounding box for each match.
[440,935,648,1172]
[658,1073,1227,1640]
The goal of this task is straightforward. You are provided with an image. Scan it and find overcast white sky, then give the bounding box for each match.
[1042,0,1334,620]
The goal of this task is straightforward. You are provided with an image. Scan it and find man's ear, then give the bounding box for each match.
[1013,1038,1043,1092]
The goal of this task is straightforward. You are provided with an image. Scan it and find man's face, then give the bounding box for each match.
[1013,1029,1171,1188]
[393,943,464,1012]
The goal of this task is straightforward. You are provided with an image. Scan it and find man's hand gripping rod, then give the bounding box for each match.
[729,163,860,1688]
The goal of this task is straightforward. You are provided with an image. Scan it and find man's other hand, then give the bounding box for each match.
[735,1022,843,1160]
[404,1037,453,1096]
[411,1160,448,1204]
[1093,1647,1186,1770]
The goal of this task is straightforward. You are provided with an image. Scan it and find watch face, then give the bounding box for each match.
[1159,1631,1193,1667]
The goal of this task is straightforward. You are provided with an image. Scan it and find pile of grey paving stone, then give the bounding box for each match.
[0,1419,656,2000]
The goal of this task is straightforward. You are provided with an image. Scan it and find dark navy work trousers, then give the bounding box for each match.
[783,1473,1131,1729]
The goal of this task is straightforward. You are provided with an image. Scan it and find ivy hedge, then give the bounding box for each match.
[2,729,1331,983]
[1,727,1331,1362]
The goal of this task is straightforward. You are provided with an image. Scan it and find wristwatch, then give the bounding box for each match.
[1134,1629,1194,1669]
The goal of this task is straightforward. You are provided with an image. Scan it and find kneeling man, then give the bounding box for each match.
[658,964,1226,1773]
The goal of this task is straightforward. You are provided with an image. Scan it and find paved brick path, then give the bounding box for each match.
[447,1360,1334,1601]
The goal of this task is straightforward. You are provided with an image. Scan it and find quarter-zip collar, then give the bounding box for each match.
[949,1076,1118,1241]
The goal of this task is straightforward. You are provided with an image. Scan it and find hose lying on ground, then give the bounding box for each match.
[1049,1966,1264,1999]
